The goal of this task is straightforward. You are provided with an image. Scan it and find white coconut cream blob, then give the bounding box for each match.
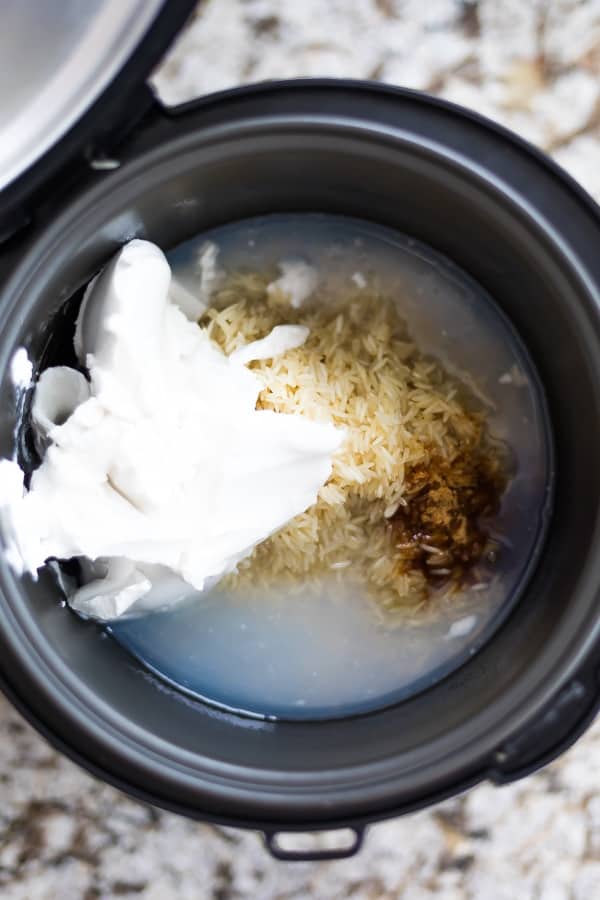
[267,258,318,308]
[0,239,343,620]
[31,367,90,452]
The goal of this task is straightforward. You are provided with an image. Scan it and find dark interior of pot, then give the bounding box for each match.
[1,87,600,825]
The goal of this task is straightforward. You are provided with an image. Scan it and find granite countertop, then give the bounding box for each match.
[2,1,600,897]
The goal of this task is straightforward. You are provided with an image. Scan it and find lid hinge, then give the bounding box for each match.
[0,84,160,249]
[82,83,160,171]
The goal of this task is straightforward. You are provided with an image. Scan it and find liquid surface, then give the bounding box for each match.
[111,213,552,720]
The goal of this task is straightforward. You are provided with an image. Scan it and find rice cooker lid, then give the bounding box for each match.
[0,0,197,238]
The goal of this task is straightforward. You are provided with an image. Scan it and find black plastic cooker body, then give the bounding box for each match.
[1,81,600,860]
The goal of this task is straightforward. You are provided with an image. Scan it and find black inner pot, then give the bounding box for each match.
[1,83,600,832]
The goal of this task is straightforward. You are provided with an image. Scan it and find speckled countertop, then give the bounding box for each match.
[2,2,600,897]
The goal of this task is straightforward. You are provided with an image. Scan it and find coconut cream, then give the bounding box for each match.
[0,240,343,619]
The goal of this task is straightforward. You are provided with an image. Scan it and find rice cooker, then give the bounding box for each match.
[1,0,599,860]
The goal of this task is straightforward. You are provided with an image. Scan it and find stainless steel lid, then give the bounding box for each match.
[0,1,193,193]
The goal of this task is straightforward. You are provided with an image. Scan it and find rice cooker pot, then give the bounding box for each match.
[1,82,600,860]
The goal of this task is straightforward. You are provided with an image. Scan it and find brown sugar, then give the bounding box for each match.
[393,429,508,588]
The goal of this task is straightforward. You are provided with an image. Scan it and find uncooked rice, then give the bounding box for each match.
[201,270,504,615]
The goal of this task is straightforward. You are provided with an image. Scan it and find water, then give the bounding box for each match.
[111,213,552,720]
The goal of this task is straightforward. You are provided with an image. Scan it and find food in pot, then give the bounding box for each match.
[0,213,550,718]
[0,229,507,622]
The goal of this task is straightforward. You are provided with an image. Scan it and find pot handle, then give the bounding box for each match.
[263,826,365,861]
